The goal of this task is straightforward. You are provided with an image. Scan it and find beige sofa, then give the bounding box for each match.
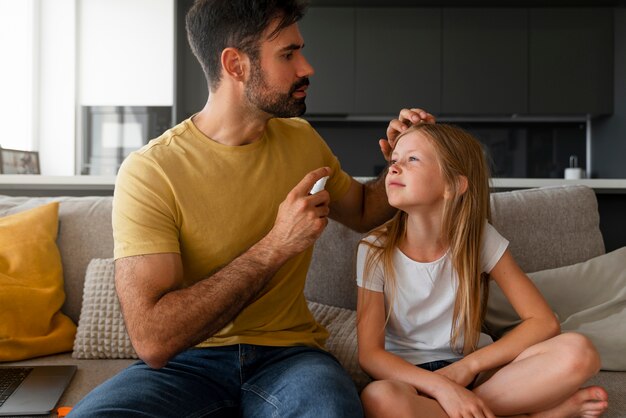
[1,185,625,417]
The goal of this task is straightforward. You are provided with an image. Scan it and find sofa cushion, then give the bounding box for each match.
[0,195,115,324]
[490,185,605,273]
[485,246,626,371]
[305,219,364,310]
[3,352,135,411]
[307,301,370,390]
[73,258,137,359]
[0,202,76,361]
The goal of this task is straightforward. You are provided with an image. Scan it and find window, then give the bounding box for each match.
[0,0,38,151]
[0,0,173,175]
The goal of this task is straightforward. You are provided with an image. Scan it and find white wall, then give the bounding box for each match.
[79,0,174,106]
[0,0,37,151]
[0,0,174,175]
[38,0,76,176]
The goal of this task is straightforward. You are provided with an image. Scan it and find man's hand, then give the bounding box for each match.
[265,167,332,257]
[379,108,436,161]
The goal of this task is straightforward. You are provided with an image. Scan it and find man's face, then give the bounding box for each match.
[244,21,314,118]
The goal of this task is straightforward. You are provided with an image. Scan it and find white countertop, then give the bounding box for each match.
[0,175,117,190]
[490,178,626,190]
[1,175,625,192]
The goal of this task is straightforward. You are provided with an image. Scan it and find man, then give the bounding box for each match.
[69,0,433,416]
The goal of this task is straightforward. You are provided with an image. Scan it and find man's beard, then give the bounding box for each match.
[245,66,309,118]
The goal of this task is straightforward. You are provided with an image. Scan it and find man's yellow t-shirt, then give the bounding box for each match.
[113,117,352,349]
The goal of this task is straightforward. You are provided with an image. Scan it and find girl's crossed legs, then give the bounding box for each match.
[361,333,608,418]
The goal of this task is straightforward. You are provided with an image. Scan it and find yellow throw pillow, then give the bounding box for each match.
[0,202,77,361]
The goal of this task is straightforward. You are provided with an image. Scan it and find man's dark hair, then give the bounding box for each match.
[186,0,308,91]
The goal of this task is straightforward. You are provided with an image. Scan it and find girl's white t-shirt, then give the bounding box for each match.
[356,222,509,365]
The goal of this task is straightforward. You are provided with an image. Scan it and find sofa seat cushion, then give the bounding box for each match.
[586,371,626,416]
[7,348,624,416]
[4,353,135,413]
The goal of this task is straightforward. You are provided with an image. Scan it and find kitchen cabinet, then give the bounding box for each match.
[442,8,528,115]
[300,6,613,117]
[174,4,614,119]
[299,8,355,115]
[355,8,442,115]
[529,8,613,115]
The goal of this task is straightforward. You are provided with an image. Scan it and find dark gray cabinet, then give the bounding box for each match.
[174,3,614,119]
[175,0,207,122]
[529,8,613,115]
[442,9,528,115]
[299,8,355,115]
[300,7,442,116]
[355,8,442,115]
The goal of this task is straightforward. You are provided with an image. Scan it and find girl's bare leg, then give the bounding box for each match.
[361,380,607,418]
[474,333,608,417]
[523,387,608,418]
[361,380,448,418]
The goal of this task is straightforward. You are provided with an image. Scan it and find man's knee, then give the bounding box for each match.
[245,349,363,417]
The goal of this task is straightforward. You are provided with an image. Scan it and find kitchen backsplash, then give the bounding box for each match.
[311,120,587,179]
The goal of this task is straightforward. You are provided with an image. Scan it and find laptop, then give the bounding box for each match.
[0,365,76,416]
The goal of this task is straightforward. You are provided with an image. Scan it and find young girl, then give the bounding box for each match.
[356,123,609,418]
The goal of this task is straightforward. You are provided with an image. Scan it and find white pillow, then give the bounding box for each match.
[485,247,626,371]
[72,258,137,359]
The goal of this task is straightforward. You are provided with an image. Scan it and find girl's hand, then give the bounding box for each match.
[434,361,477,388]
[434,381,495,418]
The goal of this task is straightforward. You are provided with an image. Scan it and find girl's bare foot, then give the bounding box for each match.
[530,386,608,418]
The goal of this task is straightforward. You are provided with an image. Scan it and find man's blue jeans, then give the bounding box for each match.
[67,344,363,417]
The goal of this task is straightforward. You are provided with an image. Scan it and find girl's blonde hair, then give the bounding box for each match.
[361,123,491,355]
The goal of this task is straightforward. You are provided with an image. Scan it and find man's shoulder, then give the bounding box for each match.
[132,119,193,158]
[117,119,194,179]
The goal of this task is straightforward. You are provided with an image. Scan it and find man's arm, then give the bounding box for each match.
[115,167,331,369]
[328,175,394,233]
[329,108,435,232]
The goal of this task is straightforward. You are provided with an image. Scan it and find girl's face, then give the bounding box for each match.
[385,130,448,211]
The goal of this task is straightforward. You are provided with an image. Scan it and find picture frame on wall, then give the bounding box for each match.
[0,147,41,174]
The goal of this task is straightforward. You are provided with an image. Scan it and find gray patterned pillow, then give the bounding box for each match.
[307,301,371,390]
[72,258,137,359]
